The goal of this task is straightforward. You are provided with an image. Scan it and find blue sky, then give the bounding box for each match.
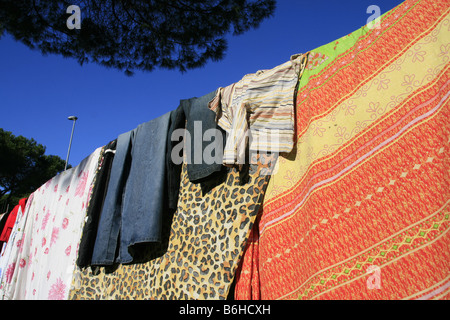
[0,0,404,168]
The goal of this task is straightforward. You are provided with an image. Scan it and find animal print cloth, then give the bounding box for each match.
[69,154,276,300]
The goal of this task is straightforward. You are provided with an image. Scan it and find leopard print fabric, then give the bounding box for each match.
[69,154,276,300]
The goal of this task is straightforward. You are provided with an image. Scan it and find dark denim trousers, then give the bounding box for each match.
[77,139,117,268]
[91,111,172,265]
[166,90,225,210]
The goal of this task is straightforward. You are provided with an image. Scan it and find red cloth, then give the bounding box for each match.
[0,198,27,243]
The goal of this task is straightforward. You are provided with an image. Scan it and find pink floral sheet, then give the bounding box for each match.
[0,148,101,300]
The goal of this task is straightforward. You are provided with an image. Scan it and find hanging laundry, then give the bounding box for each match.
[0,209,12,243]
[0,148,101,300]
[5,0,447,302]
[0,197,30,285]
[166,90,227,211]
[0,210,12,246]
[90,112,172,266]
[69,153,277,300]
[0,198,26,245]
[209,53,308,167]
[234,0,450,300]
[77,140,117,268]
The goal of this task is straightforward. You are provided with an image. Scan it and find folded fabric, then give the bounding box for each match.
[209,54,308,167]
[91,112,172,265]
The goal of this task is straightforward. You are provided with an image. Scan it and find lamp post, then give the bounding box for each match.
[65,116,78,170]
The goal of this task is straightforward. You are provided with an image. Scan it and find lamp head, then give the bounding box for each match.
[68,116,78,121]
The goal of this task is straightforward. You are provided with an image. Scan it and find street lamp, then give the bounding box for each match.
[65,116,78,170]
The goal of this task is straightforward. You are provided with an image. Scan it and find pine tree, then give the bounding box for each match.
[0,129,67,210]
[0,0,276,75]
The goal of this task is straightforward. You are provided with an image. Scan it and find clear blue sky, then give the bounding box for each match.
[0,0,404,168]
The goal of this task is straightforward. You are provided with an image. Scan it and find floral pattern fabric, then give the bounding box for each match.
[0,197,31,287]
[234,0,450,300]
[0,148,101,300]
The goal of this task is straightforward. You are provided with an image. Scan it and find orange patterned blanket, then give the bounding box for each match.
[235,0,450,300]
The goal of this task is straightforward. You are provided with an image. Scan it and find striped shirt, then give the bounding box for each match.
[209,53,308,166]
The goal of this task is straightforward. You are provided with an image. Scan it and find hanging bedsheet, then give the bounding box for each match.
[0,198,29,288]
[235,0,449,300]
[0,148,102,300]
[69,154,276,300]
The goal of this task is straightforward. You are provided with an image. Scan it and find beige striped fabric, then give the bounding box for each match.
[209,53,308,167]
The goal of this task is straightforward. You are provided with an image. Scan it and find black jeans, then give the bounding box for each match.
[166,90,226,210]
